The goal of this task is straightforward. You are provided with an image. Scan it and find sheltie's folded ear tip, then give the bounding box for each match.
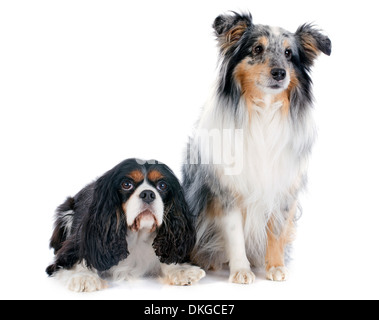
[213,11,253,36]
[296,23,332,61]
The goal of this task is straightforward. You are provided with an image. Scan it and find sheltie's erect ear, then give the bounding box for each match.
[213,11,253,53]
[295,24,332,67]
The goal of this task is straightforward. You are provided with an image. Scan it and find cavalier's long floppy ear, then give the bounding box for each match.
[80,170,129,272]
[153,178,196,265]
[295,24,332,67]
[213,11,253,53]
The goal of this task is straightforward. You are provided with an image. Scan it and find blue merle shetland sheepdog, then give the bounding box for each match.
[182,12,331,284]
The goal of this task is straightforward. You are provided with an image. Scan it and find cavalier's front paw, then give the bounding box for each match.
[162,264,206,286]
[68,274,107,292]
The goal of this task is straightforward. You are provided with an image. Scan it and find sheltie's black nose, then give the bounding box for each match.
[271,68,286,81]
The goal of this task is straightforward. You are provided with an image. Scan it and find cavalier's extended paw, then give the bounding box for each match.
[162,264,206,286]
[266,266,289,282]
[68,274,108,292]
[229,269,256,285]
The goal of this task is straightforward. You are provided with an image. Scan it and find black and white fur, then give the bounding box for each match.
[182,12,331,283]
[47,159,205,292]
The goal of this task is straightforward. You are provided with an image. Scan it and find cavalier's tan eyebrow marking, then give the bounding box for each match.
[127,170,144,183]
[147,170,164,182]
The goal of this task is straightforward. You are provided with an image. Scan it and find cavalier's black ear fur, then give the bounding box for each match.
[153,170,196,265]
[80,170,129,272]
[295,24,332,67]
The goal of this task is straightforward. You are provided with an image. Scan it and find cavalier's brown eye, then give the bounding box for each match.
[254,45,264,55]
[121,181,134,191]
[157,181,168,192]
[285,48,292,59]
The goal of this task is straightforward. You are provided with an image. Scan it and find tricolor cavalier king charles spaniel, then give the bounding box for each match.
[46,159,205,292]
[183,12,331,284]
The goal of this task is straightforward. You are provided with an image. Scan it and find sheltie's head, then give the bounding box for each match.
[213,12,331,117]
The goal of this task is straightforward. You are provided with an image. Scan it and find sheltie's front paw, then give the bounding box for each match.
[229,269,256,284]
[266,266,289,281]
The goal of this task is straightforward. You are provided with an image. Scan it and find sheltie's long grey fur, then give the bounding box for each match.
[182,12,331,283]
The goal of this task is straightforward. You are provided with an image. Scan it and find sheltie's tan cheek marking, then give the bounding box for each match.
[272,69,299,116]
[234,58,270,107]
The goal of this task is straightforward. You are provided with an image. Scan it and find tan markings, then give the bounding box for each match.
[265,202,297,272]
[235,57,300,118]
[300,33,320,60]
[221,22,248,53]
[258,36,269,48]
[147,170,164,182]
[273,69,299,116]
[127,170,144,183]
[206,198,224,218]
[272,88,289,116]
[234,58,269,119]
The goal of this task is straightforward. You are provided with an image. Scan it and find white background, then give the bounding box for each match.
[1,0,378,300]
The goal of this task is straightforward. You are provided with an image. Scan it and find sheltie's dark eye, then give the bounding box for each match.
[121,181,134,191]
[254,45,264,55]
[285,48,292,60]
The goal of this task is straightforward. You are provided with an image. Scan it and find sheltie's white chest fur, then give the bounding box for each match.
[185,11,330,279]
[197,94,316,265]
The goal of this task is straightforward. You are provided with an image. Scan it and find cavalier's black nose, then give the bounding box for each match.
[271,68,286,81]
[139,190,156,204]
